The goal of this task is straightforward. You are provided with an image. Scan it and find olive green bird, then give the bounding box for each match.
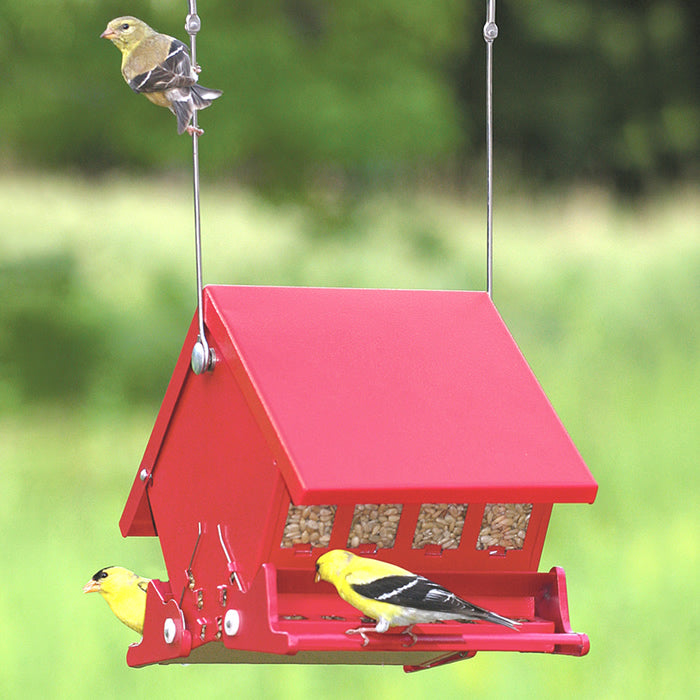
[100,16,222,135]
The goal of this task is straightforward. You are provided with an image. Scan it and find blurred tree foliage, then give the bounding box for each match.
[0,0,697,194]
[0,253,108,401]
[0,251,193,405]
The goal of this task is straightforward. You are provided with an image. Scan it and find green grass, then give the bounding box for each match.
[0,173,698,698]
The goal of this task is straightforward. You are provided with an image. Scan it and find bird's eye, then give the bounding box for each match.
[121,23,130,30]
[97,570,108,580]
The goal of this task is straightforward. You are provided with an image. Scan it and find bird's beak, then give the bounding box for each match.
[83,579,101,593]
[100,28,116,40]
[314,572,321,583]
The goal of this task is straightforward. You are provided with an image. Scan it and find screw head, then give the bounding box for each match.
[164,618,177,644]
[191,341,215,374]
[191,341,207,374]
[139,468,149,482]
[224,609,240,637]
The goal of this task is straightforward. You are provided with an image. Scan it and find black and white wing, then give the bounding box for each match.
[128,39,195,95]
[352,575,519,628]
[351,575,467,612]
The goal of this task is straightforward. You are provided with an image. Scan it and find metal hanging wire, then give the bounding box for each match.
[186,0,215,374]
[184,2,495,338]
[484,0,498,299]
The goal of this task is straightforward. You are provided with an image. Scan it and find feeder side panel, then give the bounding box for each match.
[145,343,287,593]
[120,314,201,537]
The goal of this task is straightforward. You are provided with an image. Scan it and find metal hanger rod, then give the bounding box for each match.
[484,0,498,299]
[186,1,214,373]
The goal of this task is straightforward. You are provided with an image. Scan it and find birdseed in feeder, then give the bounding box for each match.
[280,504,337,548]
[477,503,532,550]
[412,503,468,549]
[347,503,403,549]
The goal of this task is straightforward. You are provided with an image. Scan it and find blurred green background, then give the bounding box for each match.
[1,0,698,193]
[1,1,698,699]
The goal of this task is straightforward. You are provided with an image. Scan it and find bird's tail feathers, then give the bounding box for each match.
[466,607,520,630]
[191,84,223,108]
[171,99,194,134]
[169,85,222,133]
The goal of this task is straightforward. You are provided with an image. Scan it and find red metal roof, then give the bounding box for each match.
[121,286,596,536]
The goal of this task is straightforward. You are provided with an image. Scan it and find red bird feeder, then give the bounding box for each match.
[120,285,597,671]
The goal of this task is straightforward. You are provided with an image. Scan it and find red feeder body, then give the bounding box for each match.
[120,286,597,670]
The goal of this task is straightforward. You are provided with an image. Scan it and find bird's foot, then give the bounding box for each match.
[345,627,372,647]
[186,125,204,137]
[401,625,418,647]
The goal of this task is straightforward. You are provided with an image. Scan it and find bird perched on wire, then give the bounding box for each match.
[100,16,222,136]
[315,549,520,646]
[83,566,150,635]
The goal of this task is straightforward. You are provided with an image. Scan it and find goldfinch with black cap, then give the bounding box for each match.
[100,16,222,135]
[315,549,519,646]
[83,566,150,635]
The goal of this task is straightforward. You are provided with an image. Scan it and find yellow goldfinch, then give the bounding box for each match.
[83,566,150,635]
[100,16,222,135]
[315,550,519,646]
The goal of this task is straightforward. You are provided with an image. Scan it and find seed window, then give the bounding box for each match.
[347,503,402,549]
[412,503,468,549]
[477,503,532,550]
[280,504,337,548]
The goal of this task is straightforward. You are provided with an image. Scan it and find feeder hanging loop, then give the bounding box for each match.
[483,0,497,299]
[185,3,202,37]
[186,0,214,374]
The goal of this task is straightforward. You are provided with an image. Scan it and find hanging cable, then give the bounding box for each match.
[186,1,215,374]
[484,1,498,299]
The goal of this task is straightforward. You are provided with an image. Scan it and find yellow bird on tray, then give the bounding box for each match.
[315,549,519,646]
[100,16,222,135]
[83,566,150,635]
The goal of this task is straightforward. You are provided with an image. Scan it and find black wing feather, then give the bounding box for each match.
[128,39,194,94]
[351,575,481,614]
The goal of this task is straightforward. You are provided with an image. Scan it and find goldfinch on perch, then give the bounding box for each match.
[315,549,520,646]
[100,16,222,135]
[83,566,150,635]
